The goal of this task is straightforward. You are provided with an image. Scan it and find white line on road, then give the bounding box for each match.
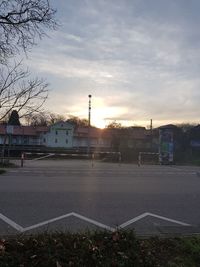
[71,212,115,232]
[0,213,24,232]
[24,213,74,231]
[7,170,196,175]
[0,211,191,233]
[119,213,150,228]
[24,212,115,232]
[168,166,183,171]
[119,212,190,228]
[0,212,115,232]
[147,212,191,226]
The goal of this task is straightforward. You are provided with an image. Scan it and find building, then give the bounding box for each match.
[0,121,159,155]
[73,126,111,150]
[0,124,48,146]
[190,125,200,149]
[43,121,74,148]
[159,124,183,164]
[103,126,153,151]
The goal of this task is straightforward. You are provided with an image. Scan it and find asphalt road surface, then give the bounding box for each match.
[0,159,200,236]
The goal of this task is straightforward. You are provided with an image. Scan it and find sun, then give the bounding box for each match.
[91,106,127,129]
[88,97,129,128]
[91,113,106,128]
[70,96,128,129]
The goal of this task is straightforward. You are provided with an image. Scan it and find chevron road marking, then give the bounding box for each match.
[146,213,190,226]
[0,213,24,232]
[119,212,150,228]
[119,212,190,228]
[23,212,115,232]
[0,211,191,233]
[70,212,115,232]
[23,212,74,232]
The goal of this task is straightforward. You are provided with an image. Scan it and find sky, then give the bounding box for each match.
[25,0,200,128]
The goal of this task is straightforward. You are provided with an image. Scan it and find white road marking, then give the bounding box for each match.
[24,213,74,231]
[0,211,191,233]
[147,212,191,226]
[0,212,24,232]
[7,169,196,175]
[168,166,183,171]
[23,212,114,232]
[0,212,115,232]
[119,212,190,228]
[71,212,115,232]
[119,213,149,228]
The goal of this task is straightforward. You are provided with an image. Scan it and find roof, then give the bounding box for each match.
[74,126,103,138]
[103,128,147,139]
[0,125,49,136]
[159,124,178,129]
[192,124,200,130]
[50,121,74,129]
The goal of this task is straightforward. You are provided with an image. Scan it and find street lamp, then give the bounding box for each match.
[88,94,92,126]
[88,94,92,154]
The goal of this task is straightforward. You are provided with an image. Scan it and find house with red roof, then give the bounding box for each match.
[0,124,48,146]
[0,122,155,152]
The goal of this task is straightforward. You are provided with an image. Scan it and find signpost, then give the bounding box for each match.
[159,127,174,164]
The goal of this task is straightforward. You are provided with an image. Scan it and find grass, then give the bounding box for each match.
[1,231,200,267]
[0,169,6,174]
[0,160,18,173]
[0,161,17,168]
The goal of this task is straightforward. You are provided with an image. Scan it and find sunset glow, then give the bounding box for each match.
[26,0,200,127]
[70,96,129,129]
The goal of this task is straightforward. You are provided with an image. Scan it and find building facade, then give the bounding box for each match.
[0,125,48,146]
[0,122,157,153]
[43,121,74,148]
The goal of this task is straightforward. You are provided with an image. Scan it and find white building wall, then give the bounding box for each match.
[44,122,74,148]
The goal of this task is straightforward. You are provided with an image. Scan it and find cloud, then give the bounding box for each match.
[24,0,200,126]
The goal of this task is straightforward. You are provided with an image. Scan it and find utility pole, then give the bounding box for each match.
[88,94,91,127]
[87,94,92,154]
[150,119,153,150]
[150,119,153,132]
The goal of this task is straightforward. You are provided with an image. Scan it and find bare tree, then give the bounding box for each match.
[106,121,122,129]
[24,111,66,126]
[0,0,56,62]
[24,112,49,126]
[66,115,89,127]
[0,61,48,120]
[48,113,66,125]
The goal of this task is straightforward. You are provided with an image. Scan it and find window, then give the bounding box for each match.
[66,130,68,135]
[55,138,57,143]
[12,137,17,145]
[23,137,28,145]
[43,138,46,143]
[66,139,68,144]
[55,130,58,135]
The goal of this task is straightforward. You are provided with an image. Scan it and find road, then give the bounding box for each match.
[0,159,200,235]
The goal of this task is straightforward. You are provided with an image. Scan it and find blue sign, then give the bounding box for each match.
[191,140,200,147]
